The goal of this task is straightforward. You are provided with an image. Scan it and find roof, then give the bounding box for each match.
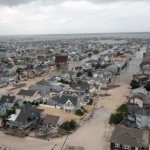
[43,115,60,126]
[0,95,16,105]
[55,55,68,63]
[135,108,150,116]
[129,92,150,102]
[110,126,143,148]
[15,108,43,124]
[52,94,78,106]
[17,89,36,97]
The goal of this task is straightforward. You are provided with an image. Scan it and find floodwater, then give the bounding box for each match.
[114,47,146,84]
[50,47,145,85]
[50,48,113,76]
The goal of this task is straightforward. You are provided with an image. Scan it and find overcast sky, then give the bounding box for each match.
[0,0,149,35]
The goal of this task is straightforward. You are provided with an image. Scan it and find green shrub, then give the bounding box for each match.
[109,112,124,124]
[75,109,84,116]
[61,120,76,132]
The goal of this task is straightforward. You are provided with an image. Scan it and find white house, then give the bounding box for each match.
[16,89,42,102]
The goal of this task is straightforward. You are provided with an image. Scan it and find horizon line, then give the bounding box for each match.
[0,31,150,37]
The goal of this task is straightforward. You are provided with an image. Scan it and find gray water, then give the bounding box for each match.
[0,32,150,41]
[114,47,146,84]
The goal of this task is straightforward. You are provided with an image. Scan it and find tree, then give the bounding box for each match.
[76,72,83,77]
[16,68,23,80]
[109,113,124,124]
[75,109,84,116]
[87,69,93,77]
[88,53,92,57]
[109,103,128,125]
[144,83,150,91]
[130,80,140,89]
[61,120,76,132]
[116,104,128,115]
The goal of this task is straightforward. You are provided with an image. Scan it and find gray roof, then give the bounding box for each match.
[15,108,43,124]
[17,89,36,97]
[43,115,60,126]
[0,95,16,105]
[135,108,150,116]
[52,94,78,106]
[129,92,150,102]
[110,126,143,148]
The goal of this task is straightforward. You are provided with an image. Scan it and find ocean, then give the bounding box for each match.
[0,32,150,41]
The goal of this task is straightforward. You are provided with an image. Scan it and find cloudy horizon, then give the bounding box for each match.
[0,0,150,35]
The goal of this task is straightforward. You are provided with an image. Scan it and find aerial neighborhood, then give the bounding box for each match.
[0,37,150,150]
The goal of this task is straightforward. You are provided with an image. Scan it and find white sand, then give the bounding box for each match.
[0,84,130,150]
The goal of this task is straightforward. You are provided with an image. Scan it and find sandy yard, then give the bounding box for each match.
[0,83,130,150]
[38,105,81,121]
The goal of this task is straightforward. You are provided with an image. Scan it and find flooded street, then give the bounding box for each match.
[115,47,146,84]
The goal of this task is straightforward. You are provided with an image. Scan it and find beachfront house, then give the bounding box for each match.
[6,108,43,130]
[110,126,150,150]
[16,89,42,102]
[0,95,16,116]
[42,115,64,129]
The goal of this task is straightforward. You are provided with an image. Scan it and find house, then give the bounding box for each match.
[0,95,16,116]
[0,74,16,83]
[110,126,150,150]
[16,89,42,102]
[70,82,96,95]
[6,108,43,130]
[0,80,8,88]
[134,107,150,129]
[35,65,49,74]
[48,94,80,113]
[114,60,126,68]
[42,115,64,129]
[72,66,83,72]
[111,55,129,63]
[60,71,71,81]
[29,84,50,97]
[128,92,150,108]
[130,87,147,95]
[105,65,118,75]
[55,55,68,64]
[37,79,64,93]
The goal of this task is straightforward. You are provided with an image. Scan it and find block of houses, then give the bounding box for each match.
[47,94,80,113]
[0,95,16,116]
[110,126,150,150]
[16,89,42,102]
[6,108,43,130]
[42,114,64,129]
